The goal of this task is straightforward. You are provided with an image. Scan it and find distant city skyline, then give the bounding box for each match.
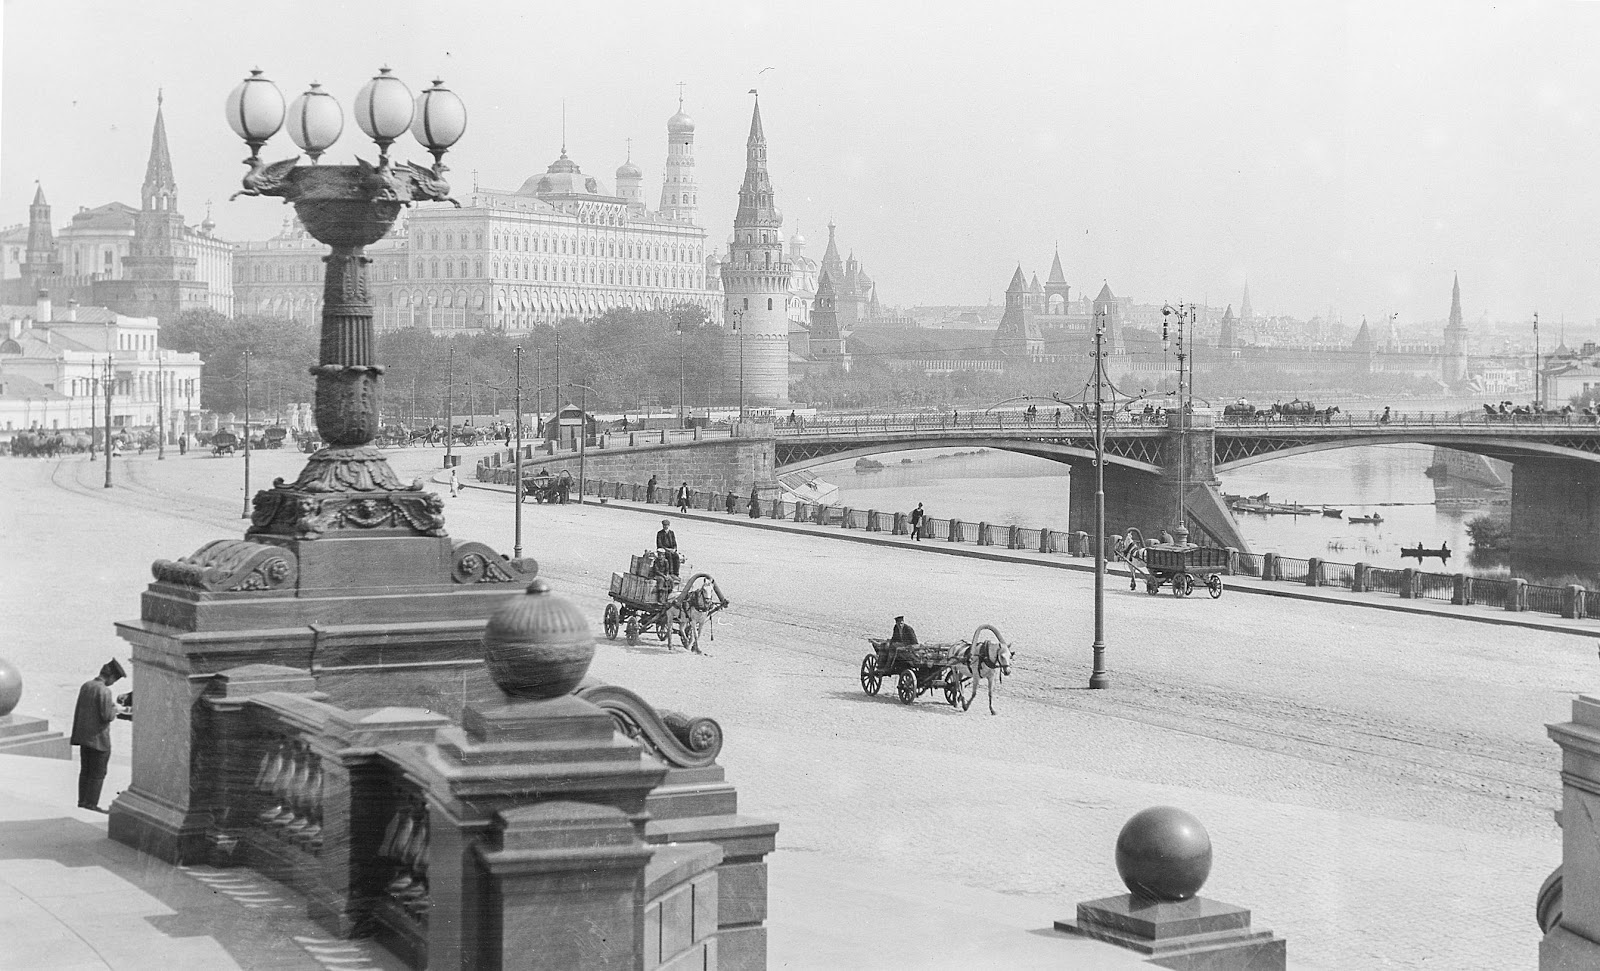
[4,0,1598,328]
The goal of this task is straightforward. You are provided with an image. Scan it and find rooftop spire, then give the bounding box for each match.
[1447,272,1464,329]
[746,89,764,143]
[1047,246,1067,284]
[144,92,177,199]
[733,90,778,229]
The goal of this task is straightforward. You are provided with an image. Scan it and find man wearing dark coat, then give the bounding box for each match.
[646,474,659,504]
[71,659,127,812]
[676,481,691,514]
[891,616,918,645]
[656,519,680,575]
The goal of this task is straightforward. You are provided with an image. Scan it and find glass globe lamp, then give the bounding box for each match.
[285,83,343,164]
[354,67,414,160]
[224,68,285,161]
[411,78,467,170]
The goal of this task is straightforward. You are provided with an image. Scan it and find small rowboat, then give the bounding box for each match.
[1348,514,1384,524]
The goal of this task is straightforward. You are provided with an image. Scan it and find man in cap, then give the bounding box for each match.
[891,616,918,645]
[656,519,680,576]
[71,659,128,813]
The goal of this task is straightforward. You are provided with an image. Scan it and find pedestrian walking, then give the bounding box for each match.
[71,659,127,813]
[748,486,761,518]
[503,426,512,447]
[909,502,925,542]
[676,481,691,514]
[449,466,459,497]
[725,491,737,514]
[646,474,659,504]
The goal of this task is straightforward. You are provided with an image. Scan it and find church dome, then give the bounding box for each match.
[668,110,695,133]
[616,159,643,180]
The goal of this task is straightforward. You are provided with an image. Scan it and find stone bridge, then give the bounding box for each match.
[771,410,1600,563]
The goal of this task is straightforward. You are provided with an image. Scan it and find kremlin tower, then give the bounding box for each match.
[721,92,792,403]
[1442,274,1468,386]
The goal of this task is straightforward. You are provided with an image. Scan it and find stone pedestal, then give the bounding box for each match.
[1543,694,1600,968]
[382,693,668,971]
[0,713,68,759]
[109,532,534,865]
[1057,894,1285,970]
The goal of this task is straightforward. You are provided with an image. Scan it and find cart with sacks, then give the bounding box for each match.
[860,637,975,707]
[603,550,729,653]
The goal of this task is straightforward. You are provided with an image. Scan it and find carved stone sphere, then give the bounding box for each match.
[482,580,595,699]
[0,657,21,717]
[1114,806,1212,902]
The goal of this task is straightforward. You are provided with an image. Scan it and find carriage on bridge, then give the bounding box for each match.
[603,551,729,653]
[1116,528,1228,598]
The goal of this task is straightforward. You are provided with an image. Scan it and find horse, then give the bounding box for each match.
[954,624,1015,716]
[664,573,730,654]
[1315,405,1341,424]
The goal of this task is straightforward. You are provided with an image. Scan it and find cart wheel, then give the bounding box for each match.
[897,670,918,705]
[654,617,670,642]
[603,604,619,640]
[625,616,640,646]
[946,673,972,709]
[1207,574,1224,599]
[1181,574,1196,597]
[860,655,882,696]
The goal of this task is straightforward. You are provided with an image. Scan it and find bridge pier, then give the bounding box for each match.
[1068,410,1251,552]
[1513,458,1600,569]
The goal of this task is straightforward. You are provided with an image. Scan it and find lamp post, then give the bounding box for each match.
[731,309,745,421]
[444,346,455,469]
[513,345,524,558]
[226,66,465,536]
[1089,306,1111,689]
[103,356,113,489]
[242,348,252,519]
[156,350,166,460]
[676,319,687,429]
[1534,312,1541,406]
[89,372,98,461]
[1160,303,1194,546]
[567,382,597,504]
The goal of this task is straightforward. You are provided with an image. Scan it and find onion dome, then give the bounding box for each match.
[616,158,643,180]
[668,109,695,133]
[480,579,595,699]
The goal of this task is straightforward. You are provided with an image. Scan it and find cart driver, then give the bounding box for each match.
[656,519,680,576]
[891,615,918,645]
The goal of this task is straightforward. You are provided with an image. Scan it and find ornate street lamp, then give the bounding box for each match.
[1161,303,1195,546]
[1088,307,1111,689]
[226,67,465,537]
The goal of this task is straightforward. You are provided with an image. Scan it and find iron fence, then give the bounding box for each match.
[1525,583,1566,615]
[1415,572,1456,603]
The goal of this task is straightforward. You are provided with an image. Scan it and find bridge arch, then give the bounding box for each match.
[1214,433,1600,473]
[775,437,1162,477]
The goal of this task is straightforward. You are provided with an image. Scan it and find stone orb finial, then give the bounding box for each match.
[481,579,595,700]
[1114,806,1212,902]
[0,657,20,716]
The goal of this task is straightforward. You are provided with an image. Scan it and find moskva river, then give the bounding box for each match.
[815,445,1595,586]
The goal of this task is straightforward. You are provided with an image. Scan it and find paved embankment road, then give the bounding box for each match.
[0,447,1584,970]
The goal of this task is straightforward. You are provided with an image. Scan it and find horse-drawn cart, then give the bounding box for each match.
[211,431,239,457]
[1118,533,1227,598]
[522,470,573,504]
[602,551,729,653]
[861,638,972,707]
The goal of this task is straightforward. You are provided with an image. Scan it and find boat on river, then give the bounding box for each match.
[1348,513,1384,524]
[1321,507,1343,518]
[1400,543,1451,562]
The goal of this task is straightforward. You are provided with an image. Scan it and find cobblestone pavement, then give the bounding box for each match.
[0,448,1584,969]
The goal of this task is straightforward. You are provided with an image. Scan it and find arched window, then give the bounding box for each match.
[767,298,773,311]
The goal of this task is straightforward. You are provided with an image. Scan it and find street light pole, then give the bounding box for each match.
[514,345,524,558]
[675,320,686,429]
[567,382,597,505]
[732,310,746,421]
[1534,312,1541,406]
[103,357,113,489]
[1089,306,1110,689]
[1161,303,1191,546]
[156,350,166,460]
[89,372,98,462]
[444,346,455,469]
[242,348,252,518]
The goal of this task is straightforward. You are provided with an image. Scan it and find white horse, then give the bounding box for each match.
[956,624,1015,715]
[665,573,729,654]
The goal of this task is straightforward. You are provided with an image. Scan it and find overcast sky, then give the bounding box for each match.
[3,0,1597,330]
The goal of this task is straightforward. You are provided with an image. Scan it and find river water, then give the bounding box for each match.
[813,445,1598,586]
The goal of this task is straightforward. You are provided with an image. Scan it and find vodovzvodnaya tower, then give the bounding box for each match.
[721,91,792,403]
